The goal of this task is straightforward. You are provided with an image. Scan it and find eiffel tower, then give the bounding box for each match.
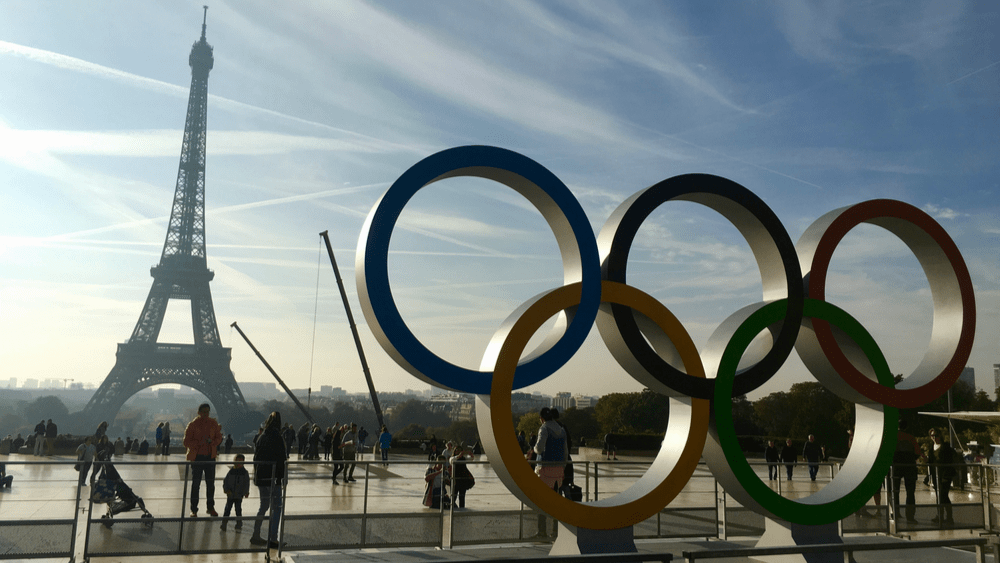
[79,8,250,433]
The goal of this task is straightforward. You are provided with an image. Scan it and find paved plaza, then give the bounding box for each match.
[0,449,995,562]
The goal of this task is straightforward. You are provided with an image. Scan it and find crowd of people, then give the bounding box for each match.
[760,423,973,526]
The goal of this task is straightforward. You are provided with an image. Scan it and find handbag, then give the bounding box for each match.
[560,482,583,501]
[90,479,117,503]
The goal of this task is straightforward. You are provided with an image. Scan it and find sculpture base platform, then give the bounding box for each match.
[752,518,845,563]
[550,523,637,555]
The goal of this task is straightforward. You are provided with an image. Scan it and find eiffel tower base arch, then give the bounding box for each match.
[77,342,257,436]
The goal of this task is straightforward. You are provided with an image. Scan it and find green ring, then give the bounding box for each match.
[713,298,898,524]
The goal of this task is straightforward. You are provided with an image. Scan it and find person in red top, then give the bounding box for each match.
[184,403,223,517]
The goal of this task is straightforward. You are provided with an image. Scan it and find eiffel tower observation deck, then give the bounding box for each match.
[78,8,251,434]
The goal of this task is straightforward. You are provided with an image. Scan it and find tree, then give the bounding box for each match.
[22,396,69,426]
[594,390,670,434]
[559,407,600,442]
[389,399,451,430]
[516,412,541,440]
[396,423,427,440]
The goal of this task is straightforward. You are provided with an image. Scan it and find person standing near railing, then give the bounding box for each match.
[890,420,923,524]
[183,403,223,518]
[161,422,171,456]
[780,439,797,480]
[32,420,45,456]
[928,428,956,525]
[251,411,287,549]
[802,434,822,482]
[378,426,392,466]
[764,440,779,481]
[532,407,567,539]
[341,423,358,482]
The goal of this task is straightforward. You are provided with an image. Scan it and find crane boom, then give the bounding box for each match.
[230,321,314,424]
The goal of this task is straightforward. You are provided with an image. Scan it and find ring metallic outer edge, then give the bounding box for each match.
[478,281,709,530]
[707,299,898,525]
[596,174,804,400]
[797,199,976,408]
[355,145,601,394]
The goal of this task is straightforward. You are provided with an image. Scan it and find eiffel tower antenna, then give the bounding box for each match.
[79,10,251,433]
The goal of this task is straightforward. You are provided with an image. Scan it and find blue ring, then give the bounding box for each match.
[357,145,601,393]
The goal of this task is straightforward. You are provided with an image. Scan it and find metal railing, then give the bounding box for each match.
[0,457,997,561]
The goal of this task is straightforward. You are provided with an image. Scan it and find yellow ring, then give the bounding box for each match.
[483,280,709,529]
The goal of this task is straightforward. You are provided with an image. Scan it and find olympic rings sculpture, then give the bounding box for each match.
[356,145,976,529]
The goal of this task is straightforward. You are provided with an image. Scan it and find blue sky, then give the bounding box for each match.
[1,1,997,402]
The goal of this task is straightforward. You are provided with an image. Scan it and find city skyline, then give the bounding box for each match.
[1,3,998,404]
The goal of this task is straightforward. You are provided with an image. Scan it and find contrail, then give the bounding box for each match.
[946,59,1000,85]
[0,39,421,154]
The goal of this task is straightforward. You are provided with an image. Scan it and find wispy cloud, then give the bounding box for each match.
[922,203,964,220]
[0,39,417,153]
[2,129,404,157]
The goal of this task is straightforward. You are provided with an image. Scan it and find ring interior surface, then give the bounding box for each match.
[356,145,601,394]
[597,174,803,401]
[477,281,709,529]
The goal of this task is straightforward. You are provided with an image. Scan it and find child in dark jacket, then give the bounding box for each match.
[221,454,251,530]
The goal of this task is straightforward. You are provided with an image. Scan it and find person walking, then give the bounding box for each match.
[155,422,164,454]
[44,419,57,456]
[780,439,797,480]
[802,434,822,481]
[603,432,617,460]
[75,436,97,487]
[533,407,567,538]
[322,427,334,461]
[890,420,922,524]
[378,426,392,466]
[250,411,287,549]
[183,403,223,517]
[225,434,234,455]
[764,440,779,481]
[450,445,475,508]
[94,421,108,444]
[307,425,322,460]
[161,422,172,456]
[32,420,45,456]
[341,423,358,482]
[357,426,368,460]
[330,424,345,484]
[297,422,310,457]
[221,454,251,531]
[928,428,956,525]
[282,424,296,457]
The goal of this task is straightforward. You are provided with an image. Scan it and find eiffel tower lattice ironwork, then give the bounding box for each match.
[79,9,250,432]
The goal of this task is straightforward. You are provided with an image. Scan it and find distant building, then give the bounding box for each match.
[959,367,975,390]
[23,378,38,389]
[512,392,550,414]
[552,392,573,410]
[573,395,596,409]
[994,364,1000,396]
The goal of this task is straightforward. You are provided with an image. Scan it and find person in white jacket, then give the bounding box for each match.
[531,407,566,538]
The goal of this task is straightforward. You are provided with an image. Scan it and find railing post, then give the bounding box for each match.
[178,461,189,553]
[362,461,370,547]
[595,461,600,501]
[717,477,727,540]
[585,460,591,502]
[73,460,87,562]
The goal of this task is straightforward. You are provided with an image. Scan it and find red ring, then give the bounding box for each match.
[803,199,975,408]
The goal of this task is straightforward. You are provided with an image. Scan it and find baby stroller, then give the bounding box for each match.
[90,462,154,529]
